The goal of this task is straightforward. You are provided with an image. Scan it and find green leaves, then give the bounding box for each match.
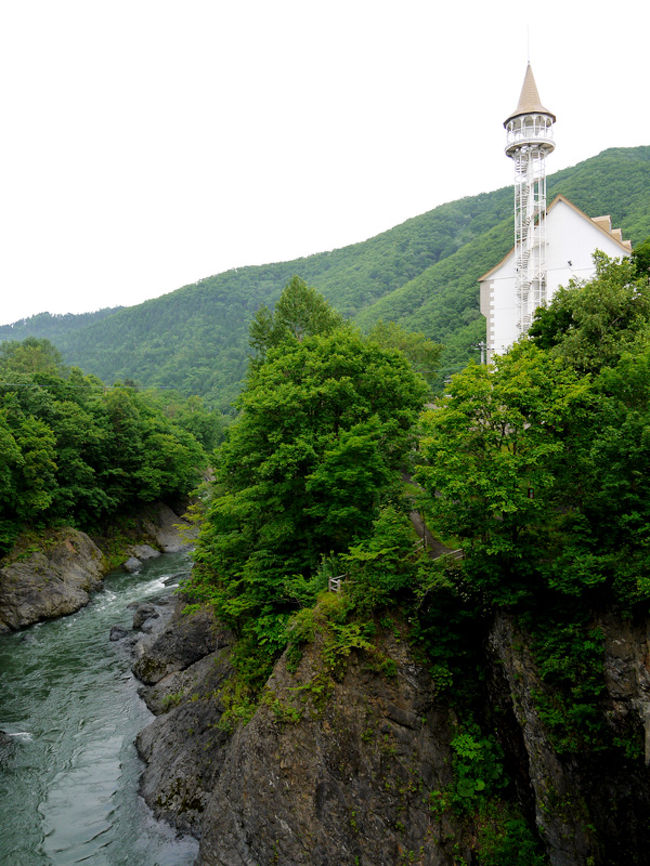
[415,254,650,608]
[449,727,506,811]
[249,276,345,367]
[416,345,591,601]
[12,416,58,520]
[189,296,428,685]
[0,337,64,376]
[305,417,394,547]
[366,320,442,390]
[529,253,650,373]
[0,343,209,553]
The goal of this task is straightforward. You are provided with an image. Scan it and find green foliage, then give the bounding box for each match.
[144,390,228,452]
[366,320,442,390]
[529,252,650,372]
[264,691,303,725]
[0,340,208,555]
[0,336,64,376]
[416,345,593,604]
[342,506,420,613]
[526,612,607,754]
[414,254,650,763]
[632,236,650,277]
[409,557,484,696]
[189,322,427,651]
[249,275,345,365]
[417,253,650,610]
[449,726,506,811]
[476,805,547,866]
[187,288,427,707]
[160,690,185,711]
[215,674,260,733]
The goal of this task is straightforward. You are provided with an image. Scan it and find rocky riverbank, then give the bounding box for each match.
[0,503,192,633]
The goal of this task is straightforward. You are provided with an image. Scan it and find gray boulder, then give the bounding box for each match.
[123,556,142,573]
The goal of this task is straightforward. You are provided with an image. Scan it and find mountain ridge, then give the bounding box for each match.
[2,145,648,408]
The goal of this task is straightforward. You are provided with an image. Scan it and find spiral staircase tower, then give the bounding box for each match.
[504,64,556,336]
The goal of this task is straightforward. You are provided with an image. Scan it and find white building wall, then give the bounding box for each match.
[544,200,628,293]
[480,269,518,359]
[479,198,631,360]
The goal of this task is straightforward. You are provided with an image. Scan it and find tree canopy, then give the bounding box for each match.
[366,319,442,390]
[189,284,428,679]
[0,339,219,554]
[248,275,345,366]
[417,254,650,608]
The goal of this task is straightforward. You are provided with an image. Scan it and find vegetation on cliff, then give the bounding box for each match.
[417,252,650,755]
[188,277,429,696]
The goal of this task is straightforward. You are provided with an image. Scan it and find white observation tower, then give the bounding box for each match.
[480,65,630,361]
[504,63,556,337]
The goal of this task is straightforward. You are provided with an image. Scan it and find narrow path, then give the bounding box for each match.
[402,471,459,560]
[408,510,454,559]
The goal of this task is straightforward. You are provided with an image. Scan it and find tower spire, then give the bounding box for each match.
[504,64,556,339]
[505,63,556,126]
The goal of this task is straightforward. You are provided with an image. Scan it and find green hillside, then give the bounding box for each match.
[2,146,648,408]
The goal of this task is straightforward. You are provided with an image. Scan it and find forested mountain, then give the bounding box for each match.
[2,146,648,409]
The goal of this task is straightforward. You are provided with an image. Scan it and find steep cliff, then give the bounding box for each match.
[488,611,650,866]
[133,603,650,866]
[196,625,464,866]
[134,609,536,865]
[134,602,234,836]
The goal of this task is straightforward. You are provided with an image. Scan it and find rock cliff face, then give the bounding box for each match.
[197,628,463,866]
[489,611,650,866]
[135,614,479,865]
[0,503,192,632]
[0,529,104,632]
[134,605,650,866]
[133,602,234,836]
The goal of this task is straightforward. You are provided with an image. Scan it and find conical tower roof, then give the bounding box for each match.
[504,63,556,127]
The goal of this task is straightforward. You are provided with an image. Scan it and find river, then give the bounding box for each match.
[0,552,199,865]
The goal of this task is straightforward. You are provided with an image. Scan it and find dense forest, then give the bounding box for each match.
[185,252,650,861]
[0,337,225,555]
[2,146,649,410]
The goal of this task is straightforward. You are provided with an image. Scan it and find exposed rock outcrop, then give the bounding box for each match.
[0,503,192,632]
[132,602,222,685]
[488,611,650,866]
[0,529,104,632]
[133,603,650,866]
[120,503,194,572]
[197,627,462,866]
[133,600,234,835]
[143,502,196,553]
[134,613,476,865]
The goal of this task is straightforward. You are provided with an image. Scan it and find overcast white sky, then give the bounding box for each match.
[1,0,648,325]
